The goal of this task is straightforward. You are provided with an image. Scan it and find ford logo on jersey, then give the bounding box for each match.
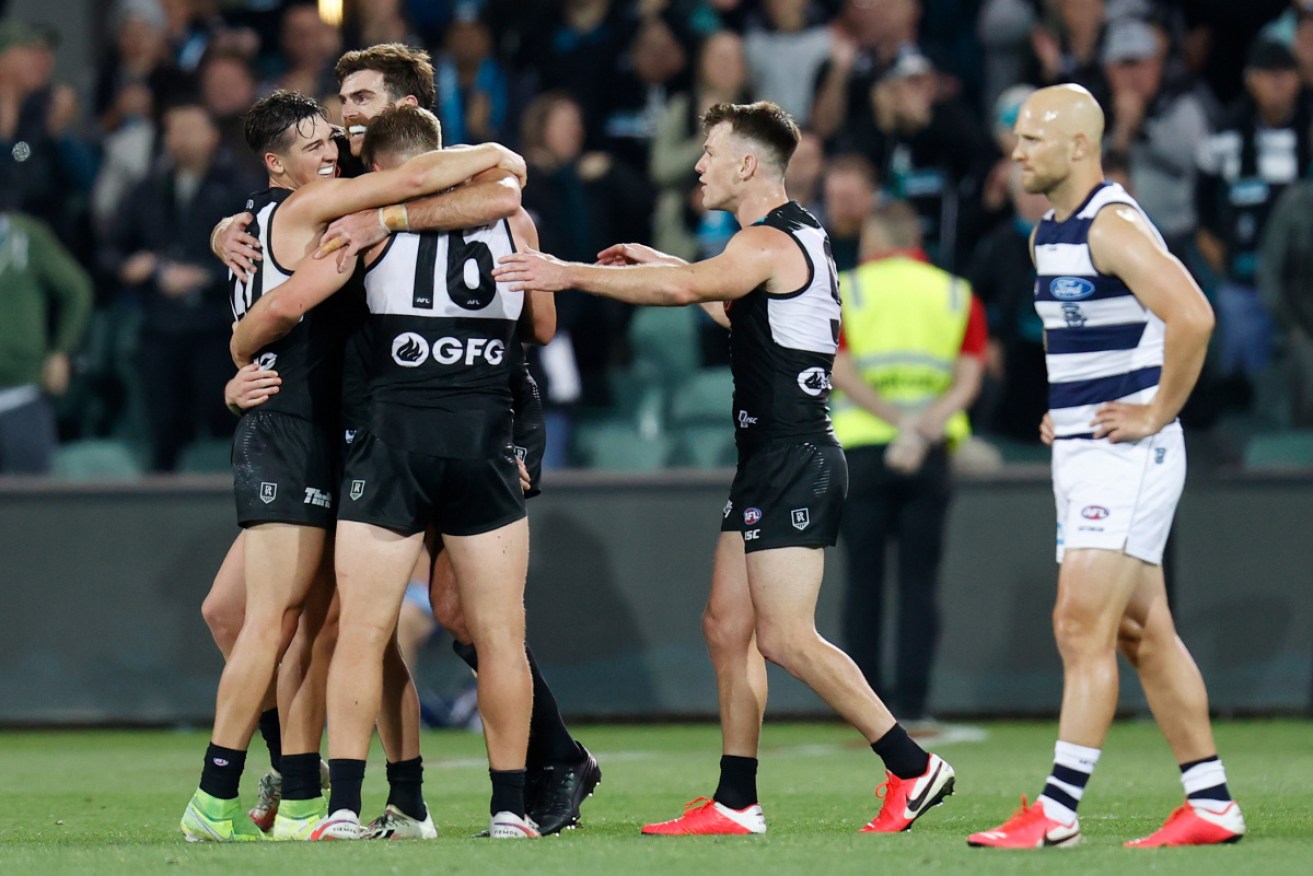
[1050,276,1096,300]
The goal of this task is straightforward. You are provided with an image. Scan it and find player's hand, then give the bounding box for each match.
[159,262,210,298]
[1039,411,1054,446]
[492,143,528,188]
[1092,402,1160,443]
[40,352,70,396]
[516,457,532,493]
[219,212,260,283]
[596,242,685,267]
[493,249,571,292]
[316,209,385,272]
[224,363,280,415]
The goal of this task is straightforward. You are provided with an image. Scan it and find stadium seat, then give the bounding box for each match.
[628,306,700,389]
[572,418,674,471]
[669,424,737,469]
[669,367,733,426]
[178,438,233,474]
[1242,430,1313,470]
[52,440,143,481]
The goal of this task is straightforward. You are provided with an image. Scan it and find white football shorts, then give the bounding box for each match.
[1052,423,1185,566]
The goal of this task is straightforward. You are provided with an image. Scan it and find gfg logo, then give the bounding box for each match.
[391,334,505,367]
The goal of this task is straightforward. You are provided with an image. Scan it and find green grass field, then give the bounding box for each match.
[1,720,1309,875]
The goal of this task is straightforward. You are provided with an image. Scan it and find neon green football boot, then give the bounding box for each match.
[272,796,329,841]
[180,789,267,842]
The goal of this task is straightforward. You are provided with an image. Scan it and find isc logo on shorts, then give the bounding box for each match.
[392,332,505,367]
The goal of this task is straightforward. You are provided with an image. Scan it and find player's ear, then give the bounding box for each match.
[265,152,284,176]
[740,152,756,180]
[399,95,419,108]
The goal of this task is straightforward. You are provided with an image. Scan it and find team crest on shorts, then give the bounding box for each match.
[743,507,762,525]
[350,479,366,500]
[259,482,277,504]
[791,508,811,531]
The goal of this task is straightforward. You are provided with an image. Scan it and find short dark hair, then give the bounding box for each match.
[362,105,442,167]
[335,43,436,110]
[244,90,329,157]
[701,101,801,173]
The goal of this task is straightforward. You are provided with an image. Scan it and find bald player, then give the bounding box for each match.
[966,85,1244,849]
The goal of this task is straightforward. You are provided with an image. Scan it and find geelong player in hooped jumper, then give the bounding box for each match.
[494,101,955,836]
[967,84,1244,849]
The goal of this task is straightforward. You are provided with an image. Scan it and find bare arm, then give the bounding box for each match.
[230,249,358,366]
[314,169,523,268]
[1088,206,1215,441]
[507,208,555,344]
[493,228,781,306]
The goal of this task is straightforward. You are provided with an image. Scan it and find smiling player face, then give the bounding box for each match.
[338,69,404,157]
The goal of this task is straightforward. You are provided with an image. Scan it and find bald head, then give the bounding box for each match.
[1011,84,1106,199]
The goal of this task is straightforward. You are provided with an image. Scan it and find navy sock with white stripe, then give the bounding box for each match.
[1180,755,1232,810]
[1037,740,1100,824]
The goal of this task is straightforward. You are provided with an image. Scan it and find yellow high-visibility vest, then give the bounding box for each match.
[832,256,973,448]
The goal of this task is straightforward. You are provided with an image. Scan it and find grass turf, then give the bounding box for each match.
[1,720,1309,875]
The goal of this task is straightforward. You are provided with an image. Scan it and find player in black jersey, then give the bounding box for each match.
[496,101,957,836]
[180,90,525,844]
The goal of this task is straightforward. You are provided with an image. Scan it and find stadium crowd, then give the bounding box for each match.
[2,0,1313,475]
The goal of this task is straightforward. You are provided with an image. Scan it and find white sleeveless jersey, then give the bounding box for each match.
[1034,182,1175,440]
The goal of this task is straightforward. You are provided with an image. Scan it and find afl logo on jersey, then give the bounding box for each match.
[1050,276,1096,300]
[392,332,430,367]
[1081,505,1110,520]
[796,367,832,397]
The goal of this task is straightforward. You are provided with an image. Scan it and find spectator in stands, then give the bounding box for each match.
[1196,38,1310,402]
[1027,0,1109,103]
[743,0,833,125]
[434,10,508,145]
[977,0,1037,111]
[831,200,986,722]
[520,90,651,414]
[822,152,878,272]
[785,128,827,218]
[0,210,92,475]
[836,45,995,270]
[99,100,257,472]
[979,83,1034,224]
[1102,16,1210,254]
[96,0,183,133]
[164,0,260,73]
[198,48,262,179]
[601,16,690,174]
[811,0,922,141]
[264,1,340,101]
[1258,169,1313,426]
[0,23,98,256]
[342,0,423,52]
[966,163,1049,443]
[651,30,749,260]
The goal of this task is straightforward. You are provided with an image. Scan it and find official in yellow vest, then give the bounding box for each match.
[830,201,986,720]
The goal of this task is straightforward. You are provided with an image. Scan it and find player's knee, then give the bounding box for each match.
[753,623,808,670]
[702,604,752,653]
[201,594,242,652]
[1052,604,1109,658]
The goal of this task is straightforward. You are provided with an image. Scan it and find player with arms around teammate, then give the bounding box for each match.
[495,101,955,836]
[180,90,522,842]
[967,84,1243,849]
[298,107,547,840]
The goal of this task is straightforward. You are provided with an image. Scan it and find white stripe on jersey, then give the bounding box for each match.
[766,224,839,355]
[1035,296,1153,328]
[1034,242,1097,277]
[1043,344,1165,383]
[230,200,292,320]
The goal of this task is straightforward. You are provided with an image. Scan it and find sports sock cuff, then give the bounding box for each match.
[1053,740,1101,773]
[489,768,527,817]
[281,753,323,801]
[257,708,282,773]
[386,756,424,784]
[870,724,930,780]
[1181,757,1230,799]
[199,743,247,800]
[327,758,367,816]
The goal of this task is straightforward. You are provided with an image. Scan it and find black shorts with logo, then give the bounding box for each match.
[337,431,526,536]
[720,441,848,553]
[233,410,337,529]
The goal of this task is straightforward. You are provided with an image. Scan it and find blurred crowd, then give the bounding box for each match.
[3,0,1313,475]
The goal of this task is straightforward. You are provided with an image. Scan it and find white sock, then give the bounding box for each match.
[1181,756,1231,811]
[1037,740,1100,824]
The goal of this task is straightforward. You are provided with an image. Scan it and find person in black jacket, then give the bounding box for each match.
[100,98,260,471]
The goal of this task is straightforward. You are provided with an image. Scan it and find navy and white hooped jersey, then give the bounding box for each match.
[362,219,523,458]
[229,187,354,425]
[726,201,842,454]
[1034,182,1174,441]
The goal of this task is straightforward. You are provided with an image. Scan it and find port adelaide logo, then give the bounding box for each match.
[392,332,429,367]
[796,367,832,397]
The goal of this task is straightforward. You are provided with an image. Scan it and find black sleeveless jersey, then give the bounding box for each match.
[361,218,523,458]
[726,201,841,453]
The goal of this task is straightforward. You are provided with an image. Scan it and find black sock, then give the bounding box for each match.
[452,639,478,671]
[525,645,581,768]
[386,757,427,820]
[327,758,366,816]
[199,743,247,800]
[870,724,930,780]
[490,768,527,817]
[281,753,322,801]
[712,755,759,810]
[257,708,282,774]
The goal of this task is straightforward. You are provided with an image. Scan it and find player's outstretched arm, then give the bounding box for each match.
[314,169,523,270]
[293,143,525,228]
[1087,206,1215,442]
[230,250,358,366]
[493,226,779,307]
[508,209,556,345]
